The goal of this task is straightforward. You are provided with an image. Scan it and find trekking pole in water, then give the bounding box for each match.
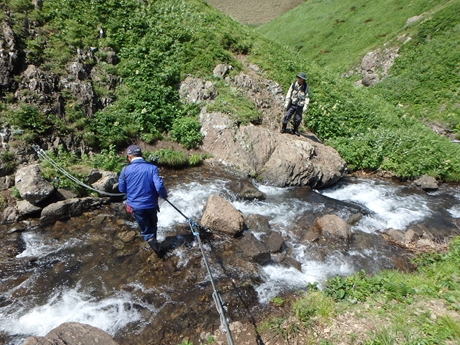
[163,198,235,345]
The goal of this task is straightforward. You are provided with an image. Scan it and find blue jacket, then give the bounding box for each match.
[118,158,168,210]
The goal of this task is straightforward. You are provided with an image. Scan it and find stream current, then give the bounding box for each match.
[1,165,459,344]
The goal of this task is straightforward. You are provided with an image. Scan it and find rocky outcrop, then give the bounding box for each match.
[2,164,119,224]
[200,110,346,188]
[90,170,119,193]
[343,47,399,87]
[179,77,218,103]
[0,19,20,89]
[23,322,119,345]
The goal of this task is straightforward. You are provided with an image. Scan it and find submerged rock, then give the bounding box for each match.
[23,322,119,345]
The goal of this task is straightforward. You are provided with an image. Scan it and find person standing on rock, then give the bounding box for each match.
[118,145,168,254]
[280,72,310,136]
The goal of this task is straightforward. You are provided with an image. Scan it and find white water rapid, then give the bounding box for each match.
[1,175,459,344]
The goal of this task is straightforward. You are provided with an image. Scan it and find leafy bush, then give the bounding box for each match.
[10,186,21,199]
[188,154,203,167]
[84,145,125,172]
[169,116,203,149]
[8,105,51,135]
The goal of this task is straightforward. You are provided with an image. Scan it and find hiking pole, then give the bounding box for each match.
[163,198,235,345]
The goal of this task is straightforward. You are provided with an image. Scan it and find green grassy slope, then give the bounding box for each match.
[256,0,460,181]
[1,0,460,181]
[255,0,452,71]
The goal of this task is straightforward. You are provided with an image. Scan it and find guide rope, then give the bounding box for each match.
[32,145,235,344]
[164,198,235,345]
[32,144,125,197]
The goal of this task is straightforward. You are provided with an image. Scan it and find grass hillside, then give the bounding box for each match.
[0,0,460,182]
[257,0,460,180]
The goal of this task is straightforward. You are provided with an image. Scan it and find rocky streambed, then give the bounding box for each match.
[1,163,460,345]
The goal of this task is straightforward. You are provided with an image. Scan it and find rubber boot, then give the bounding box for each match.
[293,124,300,136]
[147,238,160,252]
[280,123,287,133]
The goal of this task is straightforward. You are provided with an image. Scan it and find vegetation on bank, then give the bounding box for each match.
[37,145,205,195]
[260,237,460,344]
[0,0,459,181]
[256,0,460,181]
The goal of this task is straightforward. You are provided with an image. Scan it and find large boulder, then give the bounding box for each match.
[200,194,244,237]
[90,170,119,193]
[200,111,346,188]
[15,164,55,204]
[179,77,218,103]
[23,322,119,345]
[244,213,271,233]
[315,214,352,241]
[40,197,105,224]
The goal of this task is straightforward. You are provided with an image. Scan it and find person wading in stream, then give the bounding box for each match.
[118,145,168,254]
[280,72,310,136]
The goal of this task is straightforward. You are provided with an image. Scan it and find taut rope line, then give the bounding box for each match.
[32,144,125,197]
[32,144,235,344]
[164,198,235,345]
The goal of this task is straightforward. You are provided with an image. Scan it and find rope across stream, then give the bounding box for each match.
[32,144,235,345]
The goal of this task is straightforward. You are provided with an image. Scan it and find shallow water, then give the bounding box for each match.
[1,166,459,344]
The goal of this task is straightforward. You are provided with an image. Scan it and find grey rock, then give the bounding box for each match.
[91,170,119,193]
[23,322,119,345]
[413,175,439,191]
[228,179,266,200]
[238,232,271,265]
[40,197,104,224]
[244,213,271,233]
[263,230,285,253]
[16,199,42,216]
[179,77,217,103]
[200,110,346,188]
[2,206,21,223]
[15,164,55,204]
[213,64,232,78]
[200,194,244,237]
[316,214,351,241]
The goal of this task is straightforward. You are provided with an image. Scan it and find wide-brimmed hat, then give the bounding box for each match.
[126,145,142,155]
[296,72,307,80]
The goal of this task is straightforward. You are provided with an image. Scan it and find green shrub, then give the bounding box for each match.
[8,105,50,135]
[84,144,125,172]
[169,116,203,149]
[293,291,335,325]
[154,149,189,168]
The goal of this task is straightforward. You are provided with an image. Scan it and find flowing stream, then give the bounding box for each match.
[1,166,459,344]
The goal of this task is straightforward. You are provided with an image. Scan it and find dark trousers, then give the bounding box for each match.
[132,208,158,242]
[282,104,302,126]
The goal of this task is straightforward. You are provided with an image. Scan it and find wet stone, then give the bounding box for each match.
[117,230,136,243]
